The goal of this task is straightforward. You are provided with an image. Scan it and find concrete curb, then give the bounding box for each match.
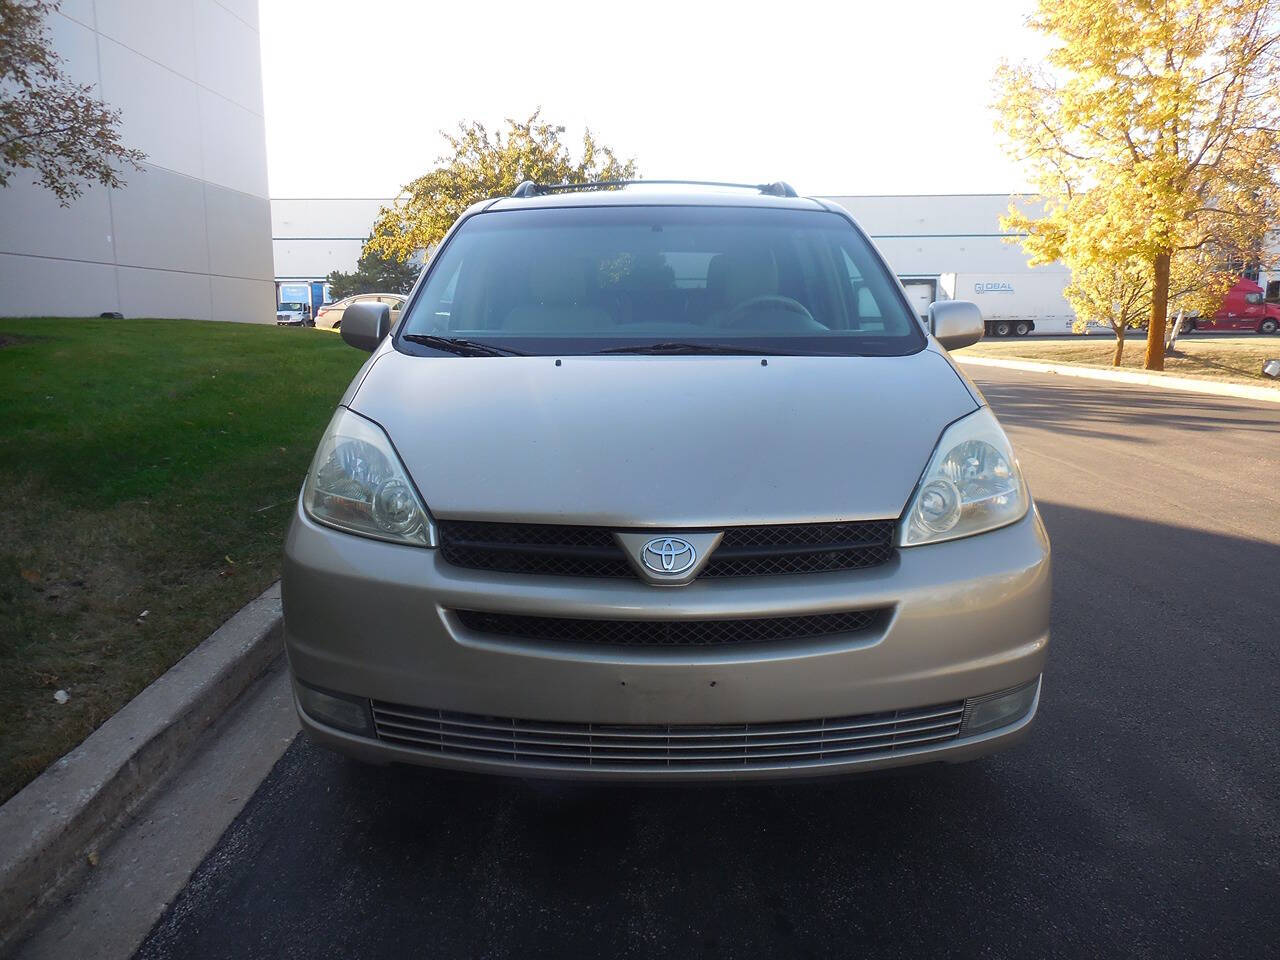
[955,354,1280,403]
[0,582,284,954]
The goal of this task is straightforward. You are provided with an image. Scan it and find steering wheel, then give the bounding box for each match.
[721,294,816,328]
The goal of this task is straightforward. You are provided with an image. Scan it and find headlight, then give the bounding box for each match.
[302,407,434,546]
[899,406,1028,546]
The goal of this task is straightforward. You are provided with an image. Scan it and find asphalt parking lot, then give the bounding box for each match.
[131,366,1279,960]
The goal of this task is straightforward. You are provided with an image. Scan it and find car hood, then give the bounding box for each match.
[349,349,979,527]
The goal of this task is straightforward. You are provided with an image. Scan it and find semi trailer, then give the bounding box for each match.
[936,272,1078,336]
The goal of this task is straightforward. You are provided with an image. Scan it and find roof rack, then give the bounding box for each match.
[509,179,799,199]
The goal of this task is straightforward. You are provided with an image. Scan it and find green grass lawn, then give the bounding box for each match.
[0,318,365,803]
[958,334,1280,388]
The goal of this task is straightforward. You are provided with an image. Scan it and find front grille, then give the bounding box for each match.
[439,521,634,578]
[706,521,896,577]
[437,519,896,580]
[454,608,884,647]
[370,700,966,770]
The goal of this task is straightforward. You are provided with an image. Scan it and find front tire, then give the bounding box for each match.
[1260,318,1278,335]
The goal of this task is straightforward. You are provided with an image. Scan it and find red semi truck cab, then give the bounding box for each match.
[1188,278,1280,334]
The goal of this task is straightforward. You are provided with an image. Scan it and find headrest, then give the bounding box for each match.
[529,257,587,303]
[706,249,778,304]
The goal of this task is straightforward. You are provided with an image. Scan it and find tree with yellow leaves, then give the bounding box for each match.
[995,0,1280,370]
[1064,246,1225,364]
[366,110,636,264]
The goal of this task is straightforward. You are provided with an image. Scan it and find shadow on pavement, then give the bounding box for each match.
[974,374,1279,444]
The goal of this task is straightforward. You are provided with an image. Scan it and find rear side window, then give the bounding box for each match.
[399,206,925,356]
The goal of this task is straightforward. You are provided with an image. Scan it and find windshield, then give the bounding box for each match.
[397,206,926,356]
[278,302,306,312]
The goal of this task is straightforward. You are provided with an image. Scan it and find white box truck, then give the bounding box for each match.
[938,272,1078,336]
[276,282,313,326]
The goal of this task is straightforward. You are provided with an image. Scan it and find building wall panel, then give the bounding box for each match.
[46,10,100,86]
[206,187,274,281]
[198,88,269,198]
[97,35,204,182]
[111,164,211,275]
[211,275,275,322]
[0,178,114,264]
[94,0,198,79]
[0,254,119,316]
[272,239,366,279]
[271,198,386,239]
[0,1,273,321]
[116,265,212,319]
[194,0,265,115]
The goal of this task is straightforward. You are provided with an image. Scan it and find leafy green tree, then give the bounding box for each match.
[994,0,1280,370]
[326,236,421,300]
[367,110,637,262]
[1,0,144,203]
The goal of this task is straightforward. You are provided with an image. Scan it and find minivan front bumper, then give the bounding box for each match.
[282,503,1051,780]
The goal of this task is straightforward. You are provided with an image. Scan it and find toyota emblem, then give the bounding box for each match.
[641,537,697,575]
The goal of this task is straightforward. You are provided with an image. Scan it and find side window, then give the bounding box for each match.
[1245,292,1263,305]
[842,249,885,330]
[420,259,463,329]
[441,265,460,302]
[841,248,864,284]
[857,288,882,319]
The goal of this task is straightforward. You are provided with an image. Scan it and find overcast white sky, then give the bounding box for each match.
[259,0,1048,199]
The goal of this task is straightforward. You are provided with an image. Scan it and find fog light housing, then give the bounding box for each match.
[295,681,372,736]
[961,677,1040,737]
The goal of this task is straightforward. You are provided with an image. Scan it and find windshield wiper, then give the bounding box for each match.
[596,341,785,356]
[401,334,527,357]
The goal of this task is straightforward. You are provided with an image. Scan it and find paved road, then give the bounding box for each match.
[135,368,1280,960]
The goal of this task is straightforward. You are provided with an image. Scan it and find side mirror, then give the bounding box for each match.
[340,302,391,352]
[928,300,983,351]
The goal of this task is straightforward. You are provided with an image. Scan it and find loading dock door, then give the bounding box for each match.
[900,279,937,321]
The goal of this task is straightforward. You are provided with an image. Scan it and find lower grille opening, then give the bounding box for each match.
[453,608,886,647]
[370,700,966,770]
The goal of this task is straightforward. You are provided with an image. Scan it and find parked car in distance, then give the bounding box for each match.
[275,301,311,326]
[1184,278,1280,334]
[283,180,1050,782]
[314,293,406,331]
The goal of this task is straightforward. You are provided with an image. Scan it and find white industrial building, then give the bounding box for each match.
[827,194,1075,334]
[271,193,1079,334]
[0,0,275,321]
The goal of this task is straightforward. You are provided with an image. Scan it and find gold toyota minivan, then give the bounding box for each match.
[282,181,1050,780]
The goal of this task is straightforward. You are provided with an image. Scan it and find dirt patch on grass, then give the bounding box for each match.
[0,492,160,789]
